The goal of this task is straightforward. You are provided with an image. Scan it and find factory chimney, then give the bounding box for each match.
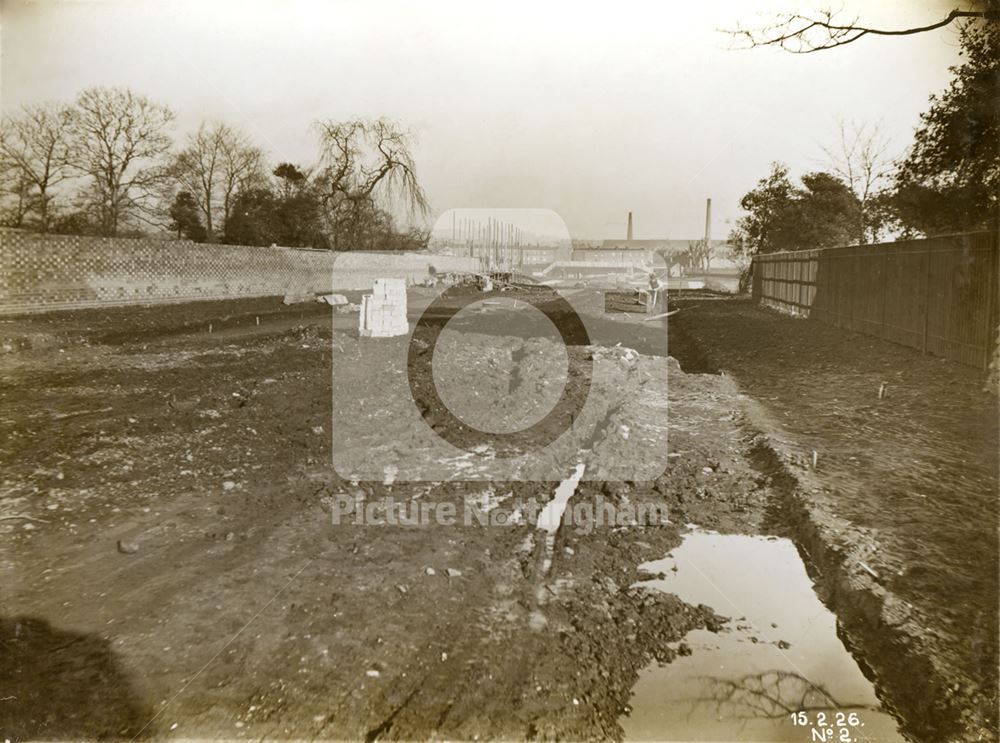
[627,211,633,241]
[704,198,712,246]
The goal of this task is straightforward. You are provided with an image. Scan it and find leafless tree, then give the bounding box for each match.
[686,238,713,273]
[0,170,36,228]
[67,86,175,236]
[0,103,75,231]
[821,119,894,243]
[724,5,996,54]
[172,122,266,242]
[313,118,429,250]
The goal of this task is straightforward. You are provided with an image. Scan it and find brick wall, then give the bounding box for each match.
[0,230,477,315]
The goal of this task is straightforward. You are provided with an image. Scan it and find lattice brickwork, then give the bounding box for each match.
[0,230,476,315]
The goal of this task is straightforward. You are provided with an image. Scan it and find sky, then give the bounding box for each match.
[0,0,968,240]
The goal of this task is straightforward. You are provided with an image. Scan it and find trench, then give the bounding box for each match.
[658,310,949,741]
[519,306,915,740]
[751,438,965,742]
[621,527,905,742]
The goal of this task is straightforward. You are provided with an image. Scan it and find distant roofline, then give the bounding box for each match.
[582,238,732,251]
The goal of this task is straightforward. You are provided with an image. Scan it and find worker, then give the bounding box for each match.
[646,272,664,314]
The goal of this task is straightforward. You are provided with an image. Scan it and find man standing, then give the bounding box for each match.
[646,272,664,314]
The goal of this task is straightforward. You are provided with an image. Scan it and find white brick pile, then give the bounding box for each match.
[359,278,409,338]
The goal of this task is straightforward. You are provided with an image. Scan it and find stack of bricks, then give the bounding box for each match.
[359,278,409,338]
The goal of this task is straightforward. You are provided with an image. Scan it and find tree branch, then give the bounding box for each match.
[724,7,994,53]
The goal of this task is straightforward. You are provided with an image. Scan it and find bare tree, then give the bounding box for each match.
[218,130,267,237]
[686,238,713,273]
[724,5,996,54]
[0,169,36,228]
[313,118,429,250]
[68,86,175,236]
[172,122,266,242]
[821,120,894,243]
[0,103,75,231]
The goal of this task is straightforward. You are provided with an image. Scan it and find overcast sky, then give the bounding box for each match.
[1,0,967,239]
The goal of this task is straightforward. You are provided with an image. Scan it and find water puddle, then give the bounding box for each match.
[537,463,586,575]
[622,530,905,742]
[537,462,586,535]
[531,463,587,630]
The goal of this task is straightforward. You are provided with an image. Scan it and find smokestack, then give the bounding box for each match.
[704,198,712,246]
[627,211,633,241]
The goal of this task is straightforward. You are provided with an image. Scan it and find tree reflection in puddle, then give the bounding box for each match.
[698,670,879,722]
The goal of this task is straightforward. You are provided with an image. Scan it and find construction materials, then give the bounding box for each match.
[642,309,681,322]
[359,279,409,338]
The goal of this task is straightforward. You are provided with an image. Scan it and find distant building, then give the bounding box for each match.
[572,239,731,270]
[577,240,683,265]
[516,245,562,265]
[429,241,568,269]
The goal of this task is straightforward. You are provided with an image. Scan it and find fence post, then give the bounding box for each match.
[851,248,858,331]
[880,247,888,340]
[986,230,1000,369]
[922,239,932,354]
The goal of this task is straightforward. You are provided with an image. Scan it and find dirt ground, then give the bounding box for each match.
[2,292,776,741]
[667,293,999,742]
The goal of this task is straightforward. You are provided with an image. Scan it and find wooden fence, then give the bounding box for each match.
[752,231,999,368]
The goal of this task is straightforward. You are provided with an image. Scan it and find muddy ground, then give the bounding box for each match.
[2,292,776,741]
[667,293,999,743]
[2,289,994,742]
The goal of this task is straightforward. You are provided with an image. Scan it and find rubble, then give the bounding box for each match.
[317,294,348,306]
[117,539,139,554]
[282,292,315,305]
